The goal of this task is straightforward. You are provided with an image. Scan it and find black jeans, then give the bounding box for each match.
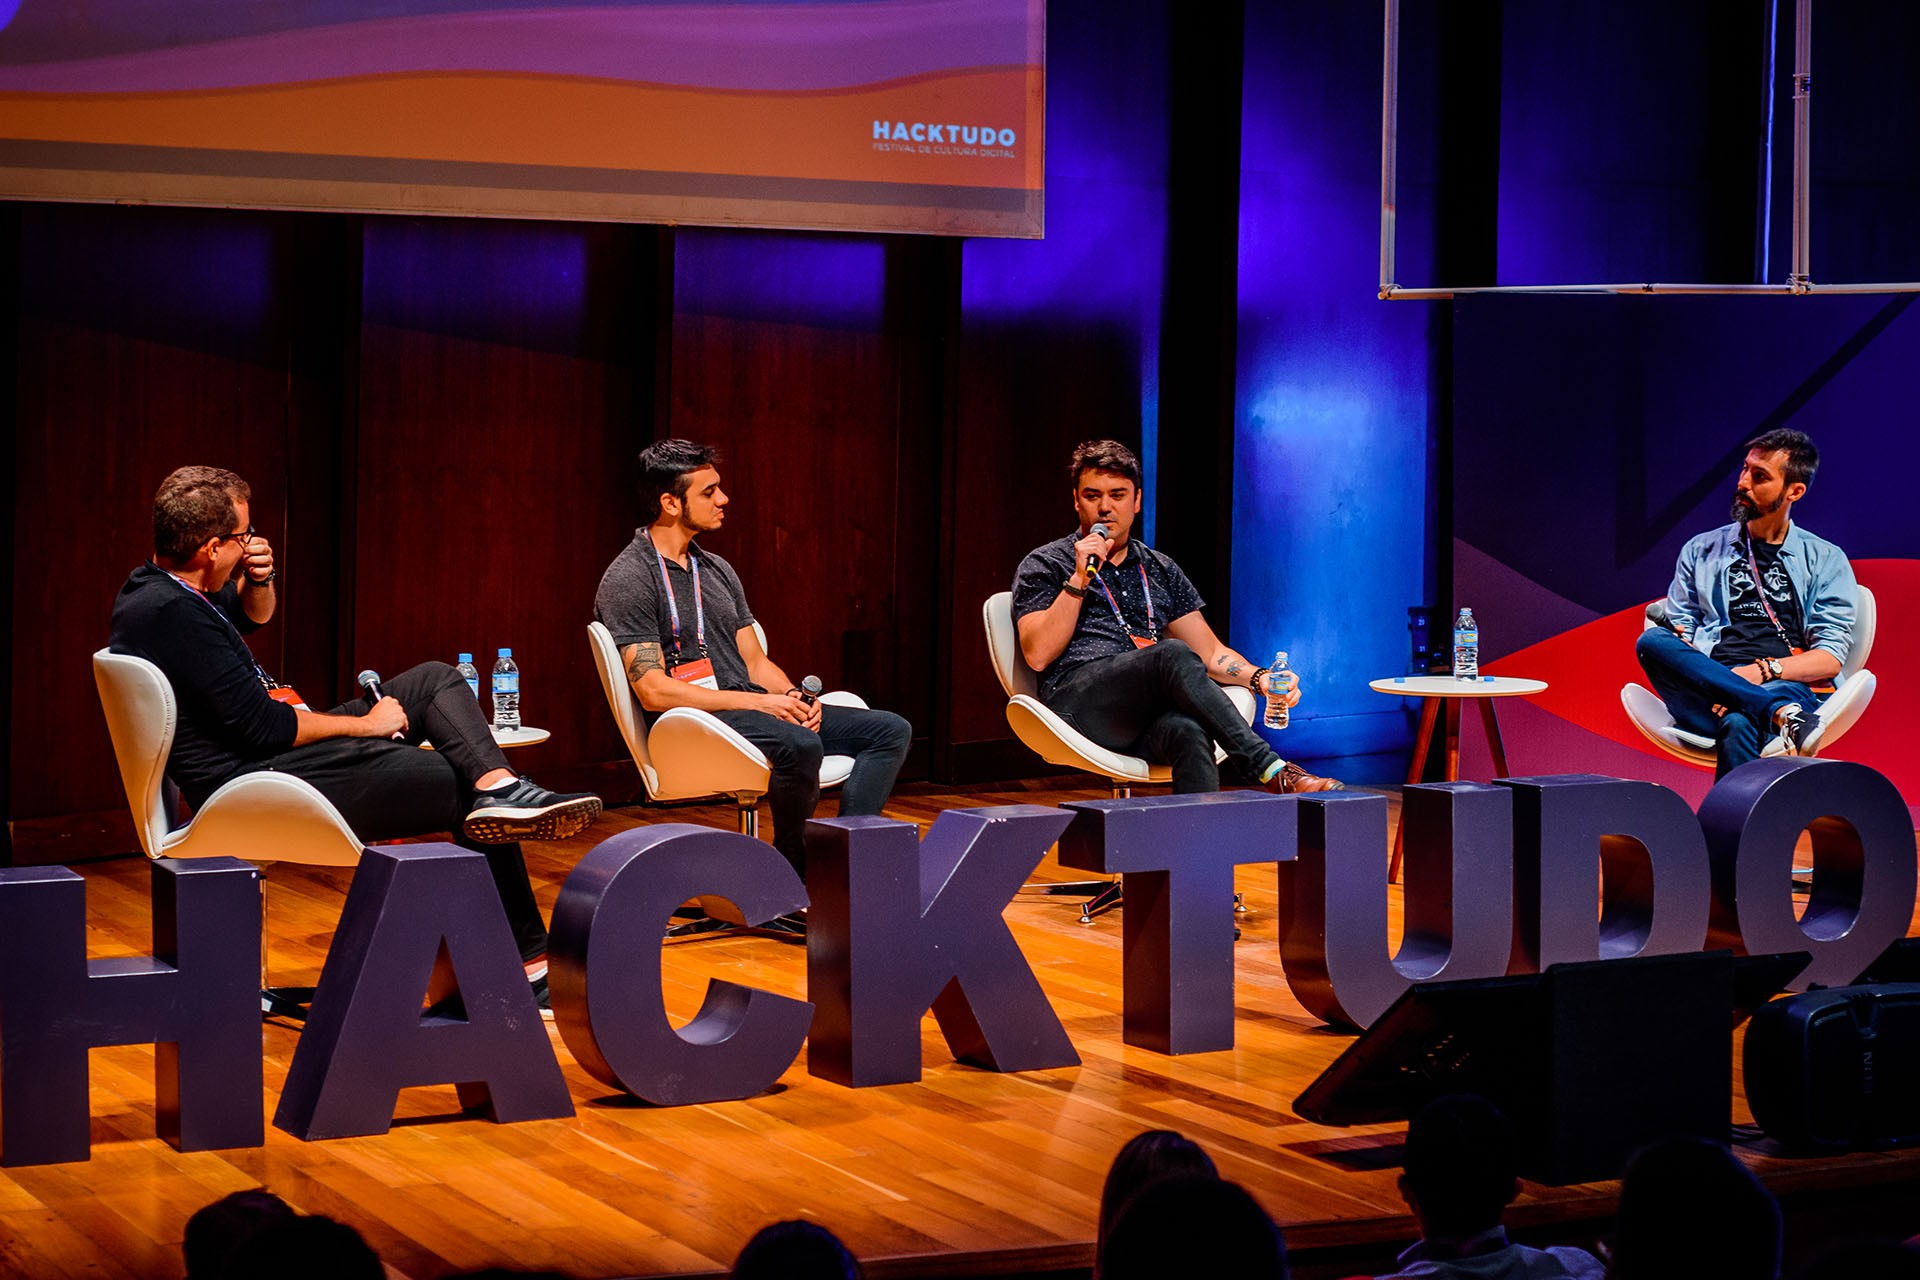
[711,702,913,876]
[243,661,547,960]
[1047,639,1280,793]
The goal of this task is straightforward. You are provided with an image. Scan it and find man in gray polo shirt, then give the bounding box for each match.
[594,439,912,879]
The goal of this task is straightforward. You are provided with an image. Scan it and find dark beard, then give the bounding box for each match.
[1731,491,1783,523]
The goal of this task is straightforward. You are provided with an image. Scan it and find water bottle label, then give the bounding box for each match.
[1454,630,1475,645]
[493,674,519,694]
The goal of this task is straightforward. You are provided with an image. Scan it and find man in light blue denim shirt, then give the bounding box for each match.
[1634,429,1857,777]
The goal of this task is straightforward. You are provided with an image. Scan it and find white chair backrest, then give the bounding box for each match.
[1845,585,1876,678]
[983,592,1038,699]
[586,621,660,795]
[92,649,179,859]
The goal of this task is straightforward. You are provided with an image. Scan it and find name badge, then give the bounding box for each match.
[670,657,719,690]
[266,685,312,711]
[1131,635,1156,650]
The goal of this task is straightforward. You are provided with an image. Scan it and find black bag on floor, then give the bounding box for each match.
[1744,983,1920,1152]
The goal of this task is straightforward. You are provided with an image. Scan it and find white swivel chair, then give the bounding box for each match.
[93,649,364,1017]
[981,591,1257,920]
[586,621,868,935]
[1620,585,1878,767]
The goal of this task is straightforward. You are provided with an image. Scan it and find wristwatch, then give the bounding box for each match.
[1763,657,1784,679]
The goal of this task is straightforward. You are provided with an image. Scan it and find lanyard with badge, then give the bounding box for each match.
[1094,558,1158,649]
[648,534,720,689]
[1740,531,1804,655]
[165,570,311,709]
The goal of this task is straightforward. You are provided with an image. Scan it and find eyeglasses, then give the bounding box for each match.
[217,526,256,546]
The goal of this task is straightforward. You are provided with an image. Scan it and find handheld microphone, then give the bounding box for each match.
[799,675,823,706]
[1086,522,1111,578]
[357,669,405,738]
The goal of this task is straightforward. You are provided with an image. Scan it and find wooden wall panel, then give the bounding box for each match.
[664,229,927,741]
[352,217,649,791]
[9,204,338,849]
[946,316,1149,762]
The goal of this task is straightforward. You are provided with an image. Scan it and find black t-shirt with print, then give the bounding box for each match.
[1711,537,1804,666]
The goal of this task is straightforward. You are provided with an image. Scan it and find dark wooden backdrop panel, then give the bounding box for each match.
[11,204,318,835]
[665,229,919,725]
[946,313,1148,766]
[352,217,649,786]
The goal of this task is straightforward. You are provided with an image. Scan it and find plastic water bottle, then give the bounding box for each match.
[1264,651,1292,730]
[455,653,480,700]
[491,648,521,731]
[1453,608,1480,681]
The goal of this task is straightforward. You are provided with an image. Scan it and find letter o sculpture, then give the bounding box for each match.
[1699,758,1917,991]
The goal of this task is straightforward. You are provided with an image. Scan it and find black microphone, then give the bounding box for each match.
[799,675,823,705]
[357,669,406,739]
[1086,522,1111,578]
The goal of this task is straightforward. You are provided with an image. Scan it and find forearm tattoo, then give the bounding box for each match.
[626,642,665,684]
[1217,655,1245,678]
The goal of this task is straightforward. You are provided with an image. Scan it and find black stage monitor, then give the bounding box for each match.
[1295,950,1809,1185]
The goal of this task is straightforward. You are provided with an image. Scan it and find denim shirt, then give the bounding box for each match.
[1663,521,1857,665]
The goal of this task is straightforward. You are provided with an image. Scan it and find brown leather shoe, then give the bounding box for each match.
[1266,761,1346,793]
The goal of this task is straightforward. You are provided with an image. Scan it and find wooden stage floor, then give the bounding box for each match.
[5,778,1919,1279]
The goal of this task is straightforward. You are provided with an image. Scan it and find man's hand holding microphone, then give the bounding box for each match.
[1072,521,1113,588]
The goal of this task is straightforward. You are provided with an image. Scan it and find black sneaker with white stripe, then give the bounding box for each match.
[1764,702,1812,759]
[462,777,602,844]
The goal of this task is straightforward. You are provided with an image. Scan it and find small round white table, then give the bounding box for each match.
[1370,675,1548,880]
[424,725,551,751]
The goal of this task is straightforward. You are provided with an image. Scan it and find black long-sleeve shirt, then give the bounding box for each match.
[108,562,298,807]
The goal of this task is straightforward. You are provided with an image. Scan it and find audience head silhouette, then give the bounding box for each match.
[1399,1093,1520,1241]
[217,1212,384,1280]
[1608,1136,1779,1280]
[1099,1174,1286,1279]
[1098,1128,1220,1253]
[182,1189,295,1280]
[731,1218,862,1280]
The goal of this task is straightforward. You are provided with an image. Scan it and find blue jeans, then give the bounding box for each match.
[713,702,912,877]
[1634,629,1821,779]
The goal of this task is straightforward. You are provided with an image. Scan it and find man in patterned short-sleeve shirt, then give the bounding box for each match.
[1010,439,1342,795]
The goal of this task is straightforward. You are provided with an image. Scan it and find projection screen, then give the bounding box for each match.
[0,0,1045,237]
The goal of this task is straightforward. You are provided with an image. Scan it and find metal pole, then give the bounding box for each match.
[1381,280,1920,300]
[1380,0,1400,297]
[1790,0,1812,290]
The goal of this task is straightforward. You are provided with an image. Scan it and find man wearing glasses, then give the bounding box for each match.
[108,466,600,1012]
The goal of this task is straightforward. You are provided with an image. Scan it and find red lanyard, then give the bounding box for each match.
[1740,532,1796,648]
[647,534,707,660]
[1095,557,1157,642]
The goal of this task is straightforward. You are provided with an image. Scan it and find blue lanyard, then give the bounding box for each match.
[164,569,277,687]
[1094,556,1157,641]
[647,534,707,660]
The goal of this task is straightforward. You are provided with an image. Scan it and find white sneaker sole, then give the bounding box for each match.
[462,796,602,844]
